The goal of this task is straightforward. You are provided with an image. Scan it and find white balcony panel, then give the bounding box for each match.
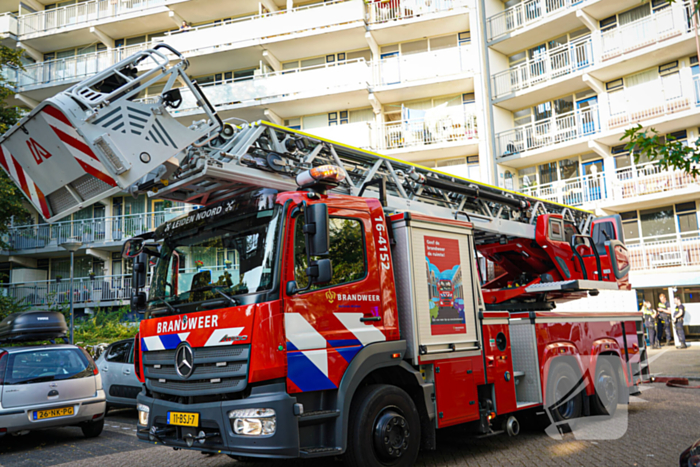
[492,37,592,99]
[496,105,599,159]
[611,162,700,202]
[607,74,698,130]
[160,0,363,56]
[600,4,690,62]
[486,0,578,42]
[304,122,374,150]
[0,13,17,36]
[13,44,148,90]
[367,0,467,23]
[4,274,135,307]
[628,231,700,272]
[174,59,370,114]
[520,172,607,207]
[380,108,478,152]
[376,46,472,87]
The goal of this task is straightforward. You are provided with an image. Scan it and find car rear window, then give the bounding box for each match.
[4,349,92,385]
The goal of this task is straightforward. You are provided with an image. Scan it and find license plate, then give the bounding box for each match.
[167,411,199,427]
[34,406,74,420]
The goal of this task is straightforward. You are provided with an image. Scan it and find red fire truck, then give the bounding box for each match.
[0,48,648,466]
[437,280,454,308]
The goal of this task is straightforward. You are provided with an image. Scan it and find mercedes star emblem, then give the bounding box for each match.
[175,343,195,378]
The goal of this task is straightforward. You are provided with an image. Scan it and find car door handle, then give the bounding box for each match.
[102,366,108,372]
[123,369,131,375]
[360,316,381,322]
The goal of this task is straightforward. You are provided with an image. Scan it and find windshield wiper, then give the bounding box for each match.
[14,375,56,385]
[150,295,177,313]
[189,285,239,306]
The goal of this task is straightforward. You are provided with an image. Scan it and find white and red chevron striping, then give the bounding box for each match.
[0,144,51,219]
[40,106,117,188]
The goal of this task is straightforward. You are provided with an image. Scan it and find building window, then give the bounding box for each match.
[640,206,675,239]
[677,202,699,238]
[621,211,640,243]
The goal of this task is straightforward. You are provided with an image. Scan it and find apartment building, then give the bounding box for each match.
[0,0,485,312]
[481,0,700,326]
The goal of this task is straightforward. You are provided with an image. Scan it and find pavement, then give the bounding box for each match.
[1,384,699,467]
[647,340,700,379]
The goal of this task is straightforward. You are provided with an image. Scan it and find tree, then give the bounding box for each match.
[623,1,700,174]
[0,45,31,250]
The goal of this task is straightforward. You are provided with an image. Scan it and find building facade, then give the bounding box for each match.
[0,0,697,325]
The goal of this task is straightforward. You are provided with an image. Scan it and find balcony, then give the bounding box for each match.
[305,122,374,150]
[8,212,166,252]
[0,12,17,41]
[10,43,148,91]
[491,36,592,101]
[159,0,364,61]
[606,73,698,130]
[611,161,700,203]
[628,231,700,271]
[367,0,467,23]
[3,274,134,308]
[496,105,599,160]
[520,171,606,207]
[486,0,583,42]
[600,4,690,62]
[375,45,472,86]
[171,58,371,117]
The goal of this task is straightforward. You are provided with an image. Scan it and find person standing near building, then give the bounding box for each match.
[673,296,688,349]
[658,293,673,346]
[641,300,659,349]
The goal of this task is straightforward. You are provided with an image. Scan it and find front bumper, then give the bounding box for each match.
[0,390,106,435]
[136,383,299,458]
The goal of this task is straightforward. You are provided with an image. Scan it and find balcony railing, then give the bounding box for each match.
[628,231,700,271]
[8,212,166,251]
[379,109,478,151]
[305,122,375,150]
[10,43,149,89]
[18,0,168,36]
[172,59,371,114]
[159,0,362,56]
[486,0,581,42]
[491,36,592,98]
[496,105,599,158]
[375,46,472,86]
[520,172,607,206]
[601,4,690,61]
[607,74,697,129]
[0,12,18,36]
[367,0,467,24]
[612,161,700,201]
[2,274,134,307]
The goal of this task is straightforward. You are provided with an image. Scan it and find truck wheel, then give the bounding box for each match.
[345,385,421,467]
[590,358,619,418]
[545,360,583,430]
[81,419,104,438]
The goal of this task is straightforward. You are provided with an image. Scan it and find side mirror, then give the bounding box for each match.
[131,291,147,314]
[133,253,148,289]
[122,238,144,259]
[306,258,332,285]
[304,203,329,257]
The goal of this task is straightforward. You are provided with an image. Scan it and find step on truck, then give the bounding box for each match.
[0,48,649,465]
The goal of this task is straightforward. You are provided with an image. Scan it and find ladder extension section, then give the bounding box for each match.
[143,121,593,241]
[0,45,221,223]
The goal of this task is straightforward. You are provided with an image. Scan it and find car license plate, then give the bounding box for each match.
[167,411,199,427]
[34,406,74,420]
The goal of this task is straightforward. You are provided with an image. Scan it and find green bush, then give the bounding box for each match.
[73,306,139,346]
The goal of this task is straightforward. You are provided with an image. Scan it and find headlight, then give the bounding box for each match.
[228,408,276,436]
[137,403,150,426]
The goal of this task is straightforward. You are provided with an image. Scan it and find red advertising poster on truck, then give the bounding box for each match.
[424,236,466,335]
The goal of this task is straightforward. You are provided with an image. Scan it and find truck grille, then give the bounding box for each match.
[143,345,249,397]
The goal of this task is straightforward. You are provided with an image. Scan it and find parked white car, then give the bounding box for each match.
[96,338,143,409]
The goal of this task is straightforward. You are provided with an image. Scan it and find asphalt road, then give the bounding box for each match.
[0,384,698,467]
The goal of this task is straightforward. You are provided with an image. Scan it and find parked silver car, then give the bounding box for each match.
[96,338,143,409]
[0,344,106,438]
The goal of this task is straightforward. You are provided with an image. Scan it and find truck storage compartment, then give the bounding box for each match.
[508,319,543,407]
[0,310,68,343]
[390,213,483,364]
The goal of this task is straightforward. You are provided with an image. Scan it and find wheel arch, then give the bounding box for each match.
[334,341,435,453]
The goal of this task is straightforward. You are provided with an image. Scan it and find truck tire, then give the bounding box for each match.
[590,358,619,418]
[81,419,104,438]
[545,360,583,430]
[345,384,421,467]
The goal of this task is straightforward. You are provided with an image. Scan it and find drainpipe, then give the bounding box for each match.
[477,0,500,187]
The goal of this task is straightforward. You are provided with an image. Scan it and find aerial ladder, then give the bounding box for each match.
[0,47,632,307]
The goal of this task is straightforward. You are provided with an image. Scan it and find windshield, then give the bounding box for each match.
[439,280,452,291]
[149,198,282,311]
[5,349,92,385]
